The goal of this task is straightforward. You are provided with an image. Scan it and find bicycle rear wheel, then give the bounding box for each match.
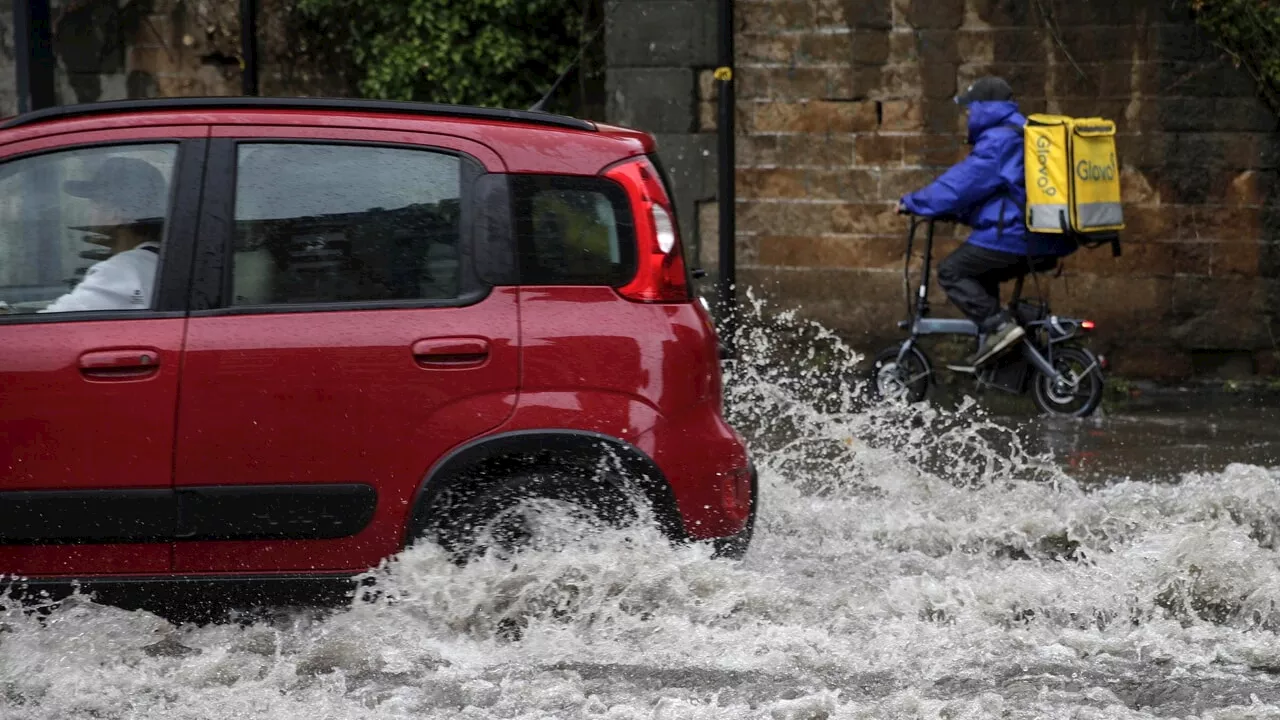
[1031,345,1104,418]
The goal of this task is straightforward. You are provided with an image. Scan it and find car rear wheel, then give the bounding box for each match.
[428,471,639,563]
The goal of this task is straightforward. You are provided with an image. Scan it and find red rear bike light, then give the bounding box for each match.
[605,157,691,303]
[1081,320,1096,331]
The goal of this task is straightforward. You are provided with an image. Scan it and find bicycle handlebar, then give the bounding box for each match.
[902,211,966,225]
[900,213,963,319]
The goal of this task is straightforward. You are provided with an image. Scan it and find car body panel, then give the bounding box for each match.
[0,125,209,577]
[173,292,522,573]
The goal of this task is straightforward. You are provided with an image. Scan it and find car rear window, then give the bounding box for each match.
[510,175,635,287]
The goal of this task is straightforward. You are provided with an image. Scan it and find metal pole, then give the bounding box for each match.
[15,0,56,113]
[241,0,259,96]
[715,0,736,351]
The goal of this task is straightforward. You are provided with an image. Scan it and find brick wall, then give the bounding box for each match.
[723,0,1280,380]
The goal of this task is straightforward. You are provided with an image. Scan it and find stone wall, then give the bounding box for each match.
[46,0,238,105]
[15,0,343,109]
[605,0,720,263]
[723,0,1280,380]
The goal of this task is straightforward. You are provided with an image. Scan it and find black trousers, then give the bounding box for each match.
[936,243,1058,330]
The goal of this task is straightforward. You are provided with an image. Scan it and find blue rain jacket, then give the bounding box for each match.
[900,100,1077,257]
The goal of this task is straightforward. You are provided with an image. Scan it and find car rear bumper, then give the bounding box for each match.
[635,399,754,541]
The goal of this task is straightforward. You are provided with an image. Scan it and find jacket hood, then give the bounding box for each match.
[966,100,1020,143]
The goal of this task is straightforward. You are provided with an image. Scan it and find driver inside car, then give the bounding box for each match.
[41,156,167,314]
[896,76,1077,371]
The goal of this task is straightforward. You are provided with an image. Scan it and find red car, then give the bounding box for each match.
[0,98,754,609]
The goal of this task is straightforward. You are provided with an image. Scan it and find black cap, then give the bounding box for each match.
[955,76,1014,105]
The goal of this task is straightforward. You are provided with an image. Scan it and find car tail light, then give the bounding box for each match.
[605,157,691,303]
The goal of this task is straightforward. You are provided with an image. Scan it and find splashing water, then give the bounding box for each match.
[3,295,1280,719]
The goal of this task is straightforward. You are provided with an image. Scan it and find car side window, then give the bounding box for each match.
[0,144,178,317]
[231,143,466,307]
[511,175,636,287]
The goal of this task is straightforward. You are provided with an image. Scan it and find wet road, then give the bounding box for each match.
[1001,390,1280,483]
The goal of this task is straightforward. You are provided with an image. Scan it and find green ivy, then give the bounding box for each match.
[293,0,597,112]
[1190,0,1280,114]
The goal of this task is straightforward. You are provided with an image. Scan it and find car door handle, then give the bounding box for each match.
[79,348,161,380]
[411,338,491,368]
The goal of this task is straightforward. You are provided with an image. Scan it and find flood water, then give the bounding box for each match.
[2,302,1280,719]
[1005,396,1280,485]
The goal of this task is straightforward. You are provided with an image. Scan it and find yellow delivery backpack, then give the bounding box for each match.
[1021,114,1124,256]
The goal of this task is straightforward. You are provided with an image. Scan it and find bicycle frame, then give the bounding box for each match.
[894,216,1087,387]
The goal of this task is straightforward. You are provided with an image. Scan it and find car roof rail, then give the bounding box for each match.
[0,97,597,132]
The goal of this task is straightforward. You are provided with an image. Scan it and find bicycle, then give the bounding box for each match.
[868,215,1107,418]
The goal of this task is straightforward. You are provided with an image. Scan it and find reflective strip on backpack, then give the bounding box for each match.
[1028,204,1070,232]
[1075,201,1124,230]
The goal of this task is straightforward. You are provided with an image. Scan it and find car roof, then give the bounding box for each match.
[0,97,597,132]
[0,97,657,174]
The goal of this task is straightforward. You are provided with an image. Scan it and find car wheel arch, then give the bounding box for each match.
[403,429,687,551]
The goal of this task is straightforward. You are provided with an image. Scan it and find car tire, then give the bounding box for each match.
[425,470,639,563]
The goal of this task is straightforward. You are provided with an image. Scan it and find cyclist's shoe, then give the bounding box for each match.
[947,321,1025,373]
